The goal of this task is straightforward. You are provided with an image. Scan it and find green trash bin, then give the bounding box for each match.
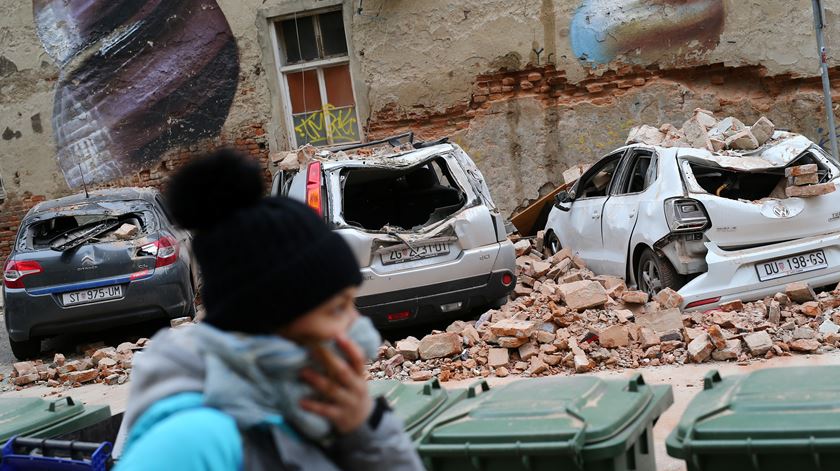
[0,396,111,442]
[667,367,840,471]
[415,374,673,471]
[369,378,465,440]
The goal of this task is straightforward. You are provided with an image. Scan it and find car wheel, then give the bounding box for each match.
[9,337,41,360]
[545,231,562,255]
[637,248,683,298]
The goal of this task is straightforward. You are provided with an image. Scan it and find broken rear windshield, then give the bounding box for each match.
[20,201,159,251]
[341,157,467,231]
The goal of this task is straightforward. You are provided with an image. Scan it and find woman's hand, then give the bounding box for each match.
[300,334,373,434]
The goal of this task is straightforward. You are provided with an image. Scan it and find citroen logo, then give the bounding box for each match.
[81,255,96,266]
[772,204,790,218]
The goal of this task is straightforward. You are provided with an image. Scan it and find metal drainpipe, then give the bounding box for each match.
[813,0,839,160]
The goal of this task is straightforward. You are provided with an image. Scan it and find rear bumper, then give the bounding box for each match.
[356,270,515,328]
[679,231,840,310]
[3,263,192,341]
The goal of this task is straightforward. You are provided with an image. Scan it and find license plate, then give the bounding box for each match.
[62,285,124,306]
[380,241,451,265]
[756,250,828,282]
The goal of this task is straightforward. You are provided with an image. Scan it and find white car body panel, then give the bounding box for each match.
[545,137,840,310]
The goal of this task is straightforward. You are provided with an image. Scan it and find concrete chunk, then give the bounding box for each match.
[490,319,536,338]
[635,308,683,333]
[418,333,461,360]
[557,280,609,310]
[688,333,714,363]
[621,290,649,304]
[786,282,816,303]
[725,129,759,150]
[487,348,509,368]
[626,125,665,146]
[654,288,683,310]
[744,331,773,356]
[113,223,139,240]
[598,325,630,348]
[750,116,775,145]
[396,336,421,361]
[712,339,743,361]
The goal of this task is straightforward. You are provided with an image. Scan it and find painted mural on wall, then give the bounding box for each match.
[32,0,240,187]
[570,0,724,65]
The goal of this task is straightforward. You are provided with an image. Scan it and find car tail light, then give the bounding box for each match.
[502,272,514,286]
[139,234,180,268]
[305,161,323,217]
[664,198,710,232]
[685,297,721,309]
[387,311,411,322]
[3,259,43,289]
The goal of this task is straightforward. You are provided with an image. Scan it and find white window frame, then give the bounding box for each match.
[270,9,363,149]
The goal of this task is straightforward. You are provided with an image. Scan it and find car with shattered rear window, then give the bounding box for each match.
[2,188,198,359]
[272,133,516,328]
[544,123,840,311]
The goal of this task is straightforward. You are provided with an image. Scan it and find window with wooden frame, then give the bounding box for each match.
[273,10,362,147]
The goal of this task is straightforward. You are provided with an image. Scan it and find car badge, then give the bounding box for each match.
[81,255,96,266]
[772,204,790,218]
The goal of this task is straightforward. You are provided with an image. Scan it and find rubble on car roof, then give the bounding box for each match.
[628,109,790,153]
[273,140,425,172]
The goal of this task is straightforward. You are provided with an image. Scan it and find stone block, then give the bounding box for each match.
[725,129,759,150]
[418,333,461,360]
[785,164,818,177]
[786,282,816,303]
[557,280,609,310]
[790,339,821,352]
[598,325,629,348]
[750,116,775,145]
[396,336,421,361]
[744,331,773,356]
[487,348,509,368]
[635,308,683,333]
[621,290,649,304]
[654,288,683,310]
[688,333,714,363]
[490,319,536,338]
[712,339,742,361]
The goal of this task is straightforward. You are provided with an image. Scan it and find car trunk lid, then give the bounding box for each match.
[680,145,840,248]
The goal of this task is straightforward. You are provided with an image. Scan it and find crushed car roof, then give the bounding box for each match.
[669,133,819,171]
[28,187,160,215]
[314,143,456,169]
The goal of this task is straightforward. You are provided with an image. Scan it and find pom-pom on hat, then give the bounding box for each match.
[165,149,362,333]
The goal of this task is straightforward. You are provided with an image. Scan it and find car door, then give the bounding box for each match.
[555,150,625,274]
[600,148,658,277]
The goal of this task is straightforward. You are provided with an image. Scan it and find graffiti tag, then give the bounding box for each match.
[294,104,359,145]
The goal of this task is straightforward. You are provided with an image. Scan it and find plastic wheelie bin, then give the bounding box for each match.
[667,367,840,471]
[0,397,111,443]
[369,378,466,440]
[0,437,112,470]
[415,374,673,471]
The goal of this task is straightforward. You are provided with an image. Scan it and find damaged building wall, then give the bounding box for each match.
[3,0,840,262]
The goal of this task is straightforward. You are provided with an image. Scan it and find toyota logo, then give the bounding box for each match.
[772,204,790,218]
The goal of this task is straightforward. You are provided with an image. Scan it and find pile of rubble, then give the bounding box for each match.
[370,236,840,382]
[626,109,778,153]
[5,317,194,391]
[785,163,836,198]
[8,339,148,390]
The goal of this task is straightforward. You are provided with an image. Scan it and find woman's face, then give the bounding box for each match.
[277,287,359,345]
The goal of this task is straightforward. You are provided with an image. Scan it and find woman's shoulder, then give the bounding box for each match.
[116,406,243,471]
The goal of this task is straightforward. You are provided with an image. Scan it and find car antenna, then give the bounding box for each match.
[78,163,90,198]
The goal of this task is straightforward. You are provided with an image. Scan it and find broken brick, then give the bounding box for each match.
[598,325,629,348]
[786,282,816,303]
[654,288,683,310]
[418,333,461,360]
[621,290,649,304]
[786,182,836,198]
[707,325,728,350]
[557,280,608,310]
[490,319,536,338]
[744,331,773,356]
[396,337,421,361]
[488,348,509,368]
[785,164,818,177]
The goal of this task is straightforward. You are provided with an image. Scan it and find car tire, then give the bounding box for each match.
[545,231,562,255]
[9,337,41,360]
[637,248,684,298]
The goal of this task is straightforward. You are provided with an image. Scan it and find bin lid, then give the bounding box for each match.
[672,367,840,445]
[417,374,654,451]
[0,397,85,442]
[369,379,450,431]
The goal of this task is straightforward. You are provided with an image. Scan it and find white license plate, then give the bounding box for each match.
[380,241,451,266]
[62,285,124,306]
[756,250,828,282]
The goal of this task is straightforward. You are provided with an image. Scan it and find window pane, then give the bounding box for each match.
[323,64,355,107]
[280,16,318,63]
[286,69,322,113]
[326,105,360,144]
[319,11,348,57]
[293,111,328,146]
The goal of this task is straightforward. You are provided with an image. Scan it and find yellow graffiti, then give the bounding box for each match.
[294,104,359,145]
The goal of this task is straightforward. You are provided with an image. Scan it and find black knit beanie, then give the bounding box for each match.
[165,149,363,334]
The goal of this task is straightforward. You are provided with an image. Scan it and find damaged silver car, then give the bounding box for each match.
[272,133,516,327]
[545,131,840,310]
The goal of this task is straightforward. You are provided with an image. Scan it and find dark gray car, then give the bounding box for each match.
[2,188,197,359]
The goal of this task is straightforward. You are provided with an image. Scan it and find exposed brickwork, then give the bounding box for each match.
[0,123,270,264]
[365,62,840,141]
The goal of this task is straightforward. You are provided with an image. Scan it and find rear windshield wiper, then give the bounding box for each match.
[50,218,122,252]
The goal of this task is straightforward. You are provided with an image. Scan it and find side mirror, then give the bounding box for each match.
[554,191,572,212]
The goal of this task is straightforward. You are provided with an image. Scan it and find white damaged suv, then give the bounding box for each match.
[272,133,516,328]
[544,132,840,310]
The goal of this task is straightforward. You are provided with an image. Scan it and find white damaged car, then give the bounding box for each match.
[544,132,840,310]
